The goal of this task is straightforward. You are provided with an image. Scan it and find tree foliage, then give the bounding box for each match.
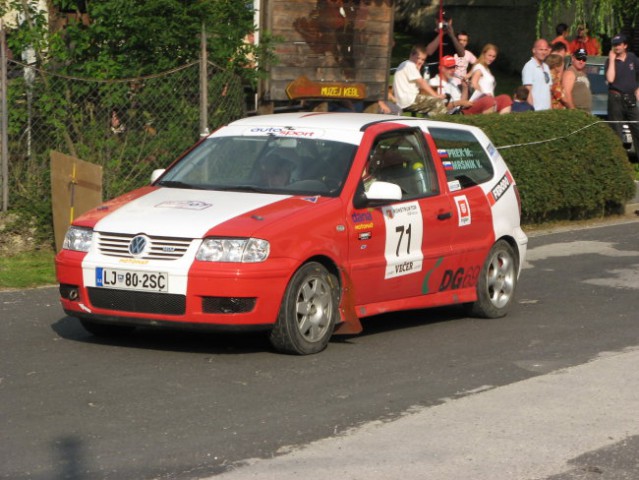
[2,0,268,78]
[536,0,639,37]
[1,0,270,246]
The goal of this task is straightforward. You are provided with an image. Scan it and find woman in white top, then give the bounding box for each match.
[470,44,512,114]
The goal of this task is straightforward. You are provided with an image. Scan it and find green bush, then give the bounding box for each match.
[437,110,636,223]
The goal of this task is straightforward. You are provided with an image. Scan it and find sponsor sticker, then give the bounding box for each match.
[382,202,424,279]
[448,180,462,192]
[454,195,471,226]
[354,222,374,230]
[486,142,497,157]
[487,171,514,206]
[244,127,324,138]
[155,200,212,210]
[352,211,373,223]
[352,211,374,230]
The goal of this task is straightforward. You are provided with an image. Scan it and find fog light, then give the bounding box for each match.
[60,284,80,301]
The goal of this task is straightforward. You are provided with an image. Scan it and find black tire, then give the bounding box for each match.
[269,262,339,355]
[79,319,135,338]
[465,240,518,318]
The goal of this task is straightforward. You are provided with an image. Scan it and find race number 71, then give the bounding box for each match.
[395,224,412,256]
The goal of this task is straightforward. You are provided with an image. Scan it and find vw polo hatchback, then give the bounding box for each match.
[56,113,528,354]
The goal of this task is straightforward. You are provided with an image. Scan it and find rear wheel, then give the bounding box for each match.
[269,262,339,355]
[79,319,135,338]
[465,240,518,318]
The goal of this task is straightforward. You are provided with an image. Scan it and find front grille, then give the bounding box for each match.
[202,297,256,314]
[88,288,186,315]
[97,232,192,260]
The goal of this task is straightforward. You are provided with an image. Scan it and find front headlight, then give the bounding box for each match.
[62,226,94,252]
[196,238,270,263]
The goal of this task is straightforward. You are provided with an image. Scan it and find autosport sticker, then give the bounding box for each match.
[244,127,325,138]
[454,195,471,226]
[382,202,424,279]
[487,171,514,206]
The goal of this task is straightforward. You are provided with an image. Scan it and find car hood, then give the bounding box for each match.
[91,187,327,238]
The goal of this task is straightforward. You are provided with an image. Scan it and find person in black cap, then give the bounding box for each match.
[562,48,592,112]
[605,34,639,150]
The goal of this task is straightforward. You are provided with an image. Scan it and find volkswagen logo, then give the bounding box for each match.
[129,235,149,256]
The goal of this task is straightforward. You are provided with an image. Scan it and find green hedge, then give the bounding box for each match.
[437,110,636,223]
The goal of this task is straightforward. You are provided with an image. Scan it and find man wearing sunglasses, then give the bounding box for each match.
[522,39,552,111]
[562,48,592,112]
[605,34,639,151]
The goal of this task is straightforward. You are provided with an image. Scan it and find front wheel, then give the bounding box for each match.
[465,240,518,318]
[269,262,339,355]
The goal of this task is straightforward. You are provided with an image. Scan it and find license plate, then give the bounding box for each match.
[95,267,168,292]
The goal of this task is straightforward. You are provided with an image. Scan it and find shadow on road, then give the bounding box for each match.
[51,305,470,355]
[51,315,275,355]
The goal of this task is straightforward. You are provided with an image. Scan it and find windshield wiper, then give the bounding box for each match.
[214,185,272,193]
[156,180,197,189]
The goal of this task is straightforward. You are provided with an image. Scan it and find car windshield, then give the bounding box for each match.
[157,135,357,196]
[584,63,607,94]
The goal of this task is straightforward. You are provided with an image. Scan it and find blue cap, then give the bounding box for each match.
[611,34,626,45]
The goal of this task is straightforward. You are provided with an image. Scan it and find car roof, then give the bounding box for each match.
[584,55,607,66]
[226,112,480,136]
[229,112,406,132]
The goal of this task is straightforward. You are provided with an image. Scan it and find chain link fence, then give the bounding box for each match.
[0,58,247,253]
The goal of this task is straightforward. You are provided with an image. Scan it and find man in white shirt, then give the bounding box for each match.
[393,45,447,116]
[522,39,552,110]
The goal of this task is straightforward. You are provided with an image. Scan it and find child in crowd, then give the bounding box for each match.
[511,86,535,112]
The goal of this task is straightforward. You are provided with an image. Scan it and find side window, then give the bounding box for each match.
[363,129,439,200]
[428,127,494,188]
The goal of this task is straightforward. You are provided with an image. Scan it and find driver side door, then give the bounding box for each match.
[347,128,455,306]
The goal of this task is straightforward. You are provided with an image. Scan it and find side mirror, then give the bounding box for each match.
[366,181,402,201]
[150,169,165,183]
[353,181,402,209]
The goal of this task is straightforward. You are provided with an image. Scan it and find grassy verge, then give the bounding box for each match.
[0,249,56,290]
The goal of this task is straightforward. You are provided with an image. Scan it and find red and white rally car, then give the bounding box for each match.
[56,113,528,354]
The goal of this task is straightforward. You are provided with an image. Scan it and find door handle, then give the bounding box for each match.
[437,211,452,220]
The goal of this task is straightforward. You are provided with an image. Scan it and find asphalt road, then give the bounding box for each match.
[1,219,638,480]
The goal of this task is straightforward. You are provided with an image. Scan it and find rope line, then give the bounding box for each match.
[496,120,637,150]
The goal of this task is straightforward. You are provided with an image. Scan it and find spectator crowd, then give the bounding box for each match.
[387,15,639,150]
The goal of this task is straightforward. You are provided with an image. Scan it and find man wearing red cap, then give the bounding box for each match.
[429,56,497,115]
